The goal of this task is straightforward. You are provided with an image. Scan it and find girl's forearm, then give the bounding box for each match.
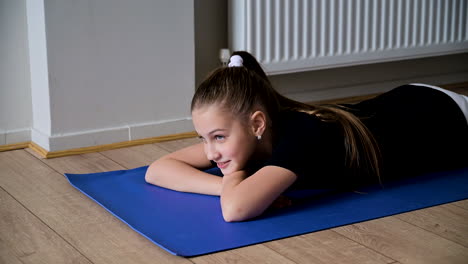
[220,171,262,222]
[145,158,222,196]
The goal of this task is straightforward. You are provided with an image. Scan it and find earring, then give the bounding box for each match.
[257,135,262,140]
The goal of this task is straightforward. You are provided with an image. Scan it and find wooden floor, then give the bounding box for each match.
[1,84,468,264]
[1,139,468,264]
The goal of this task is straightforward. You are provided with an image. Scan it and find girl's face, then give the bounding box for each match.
[192,104,258,175]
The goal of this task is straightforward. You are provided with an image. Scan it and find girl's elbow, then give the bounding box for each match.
[145,162,160,185]
[221,202,259,222]
[222,206,244,222]
[144,168,155,184]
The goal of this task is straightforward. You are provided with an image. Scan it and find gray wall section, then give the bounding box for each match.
[0,0,32,145]
[194,0,228,87]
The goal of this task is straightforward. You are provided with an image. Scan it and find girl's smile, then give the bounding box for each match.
[216,161,230,169]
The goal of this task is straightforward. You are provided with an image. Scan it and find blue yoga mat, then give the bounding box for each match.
[65,166,468,257]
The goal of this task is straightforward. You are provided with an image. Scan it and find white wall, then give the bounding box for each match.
[0,0,32,145]
[26,0,195,151]
[27,0,52,149]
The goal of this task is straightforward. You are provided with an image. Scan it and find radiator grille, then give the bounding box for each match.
[229,0,468,75]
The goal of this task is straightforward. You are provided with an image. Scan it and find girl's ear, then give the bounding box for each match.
[250,111,267,137]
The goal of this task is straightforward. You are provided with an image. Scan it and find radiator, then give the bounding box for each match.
[229,0,468,75]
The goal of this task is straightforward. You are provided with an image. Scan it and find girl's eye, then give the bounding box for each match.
[214,135,225,141]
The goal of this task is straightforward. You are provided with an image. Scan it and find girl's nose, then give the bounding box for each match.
[206,144,221,161]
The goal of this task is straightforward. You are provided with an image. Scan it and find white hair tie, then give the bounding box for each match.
[228,55,243,67]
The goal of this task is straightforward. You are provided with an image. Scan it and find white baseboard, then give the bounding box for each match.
[30,118,194,152]
[130,118,194,141]
[0,128,31,145]
[31,128,51,151]
[48,127,129,152]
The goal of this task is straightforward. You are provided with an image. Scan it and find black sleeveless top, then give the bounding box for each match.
[265,85,468,189]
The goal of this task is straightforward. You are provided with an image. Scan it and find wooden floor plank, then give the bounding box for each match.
[99,143,169,169]
[264,230,395,264]
[0,248,23,264]
[155,137,200,152]
[190,244,296,264]
[39,152,125,175]
[334,216,468,264]
[0,150,190,264]
[0,187,92,264]
[395,202,468,247]
[451,199,468,210]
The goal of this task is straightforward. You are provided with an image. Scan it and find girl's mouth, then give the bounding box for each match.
[217,161,230,169]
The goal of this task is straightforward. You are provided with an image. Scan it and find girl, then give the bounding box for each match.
[145,51,468,222]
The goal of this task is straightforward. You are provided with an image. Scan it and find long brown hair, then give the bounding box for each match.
[192,51,381,183]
